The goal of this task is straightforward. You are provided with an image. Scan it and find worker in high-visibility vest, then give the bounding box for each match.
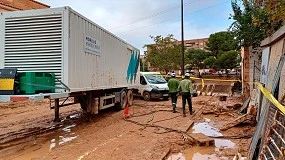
[178,73,194,117]
[167,73,180,113]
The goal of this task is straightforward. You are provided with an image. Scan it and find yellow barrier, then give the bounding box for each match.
[164,75,240,89]
[256,82,285,115]
[164,74,285,114]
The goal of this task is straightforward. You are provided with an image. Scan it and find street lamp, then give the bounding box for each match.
[181,0,185,76]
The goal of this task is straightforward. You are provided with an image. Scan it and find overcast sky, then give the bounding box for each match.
[37,0,235,54]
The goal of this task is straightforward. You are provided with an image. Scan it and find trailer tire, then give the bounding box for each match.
[127,90,133,106]
[75,96,87,110]
[143,91,151,101]
[80,101,87,110]
[115,90,127,110]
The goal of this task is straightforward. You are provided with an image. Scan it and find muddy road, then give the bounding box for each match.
[0,95,255,160]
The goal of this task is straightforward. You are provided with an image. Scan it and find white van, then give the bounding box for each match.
[137,72,169,101]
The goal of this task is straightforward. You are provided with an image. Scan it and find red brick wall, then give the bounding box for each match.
[0,0,49,11]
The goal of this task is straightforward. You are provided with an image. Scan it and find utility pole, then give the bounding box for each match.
[181,0,185,76]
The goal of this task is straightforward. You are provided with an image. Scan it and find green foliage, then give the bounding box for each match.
[206,31,238,58]
[229,0,265,47]
[185,48,210,69]
[215,50,241,70]
[145,34,181,72]
[229,0,285,47]
[252,0,285,36]
[204,56,216,69]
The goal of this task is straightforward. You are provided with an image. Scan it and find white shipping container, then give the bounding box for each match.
[0,7,140,92]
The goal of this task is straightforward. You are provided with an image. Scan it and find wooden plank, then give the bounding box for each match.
[160,148,171,160]
[220,114,253,131]
[178,120,194,132]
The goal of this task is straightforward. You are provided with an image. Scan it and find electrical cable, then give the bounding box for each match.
[117,0,230,35]
[110,0,201,31]
[152,114,181,124]
[126,95,254,140]
[124,117,252,139]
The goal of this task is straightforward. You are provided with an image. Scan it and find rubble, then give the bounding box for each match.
[220,114,255,131]
[188,133,215,146]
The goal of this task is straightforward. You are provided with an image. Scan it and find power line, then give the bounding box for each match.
[109,0,201,31]
[116,0,230,35]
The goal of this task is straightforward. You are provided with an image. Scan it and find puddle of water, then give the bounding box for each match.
[167,152,185,160]
[185,146,220,160]
[13,138,51,160]
[62,124,76,132]
[12,123,79,160]
[167,147,222,160]
[69,113,81,119]
[191,118,236,151]
[168,118,235,160]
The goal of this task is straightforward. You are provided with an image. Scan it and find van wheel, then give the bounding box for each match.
[143,92,151,101]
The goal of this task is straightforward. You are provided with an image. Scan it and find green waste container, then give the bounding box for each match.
[19,72,55,94]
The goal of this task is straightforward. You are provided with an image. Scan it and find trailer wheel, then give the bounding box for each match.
[80,101,87,110]
[127,90,133,106]
[143,91,151,101]
[75,96,87,110]
[115,90,127,110]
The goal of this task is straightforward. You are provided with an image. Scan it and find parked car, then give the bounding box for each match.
[228,70,240,75]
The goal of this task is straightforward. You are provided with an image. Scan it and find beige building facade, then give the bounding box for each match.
[184,38,208,50]
[144,38,209,72]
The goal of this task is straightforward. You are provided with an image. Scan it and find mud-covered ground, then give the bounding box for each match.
[0,94,255,160]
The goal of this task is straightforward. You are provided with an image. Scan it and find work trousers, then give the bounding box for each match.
[181,92,192,113]
[170,92,178,104]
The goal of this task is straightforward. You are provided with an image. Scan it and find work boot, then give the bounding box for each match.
[172,104,177,113]
[183,109,186,117]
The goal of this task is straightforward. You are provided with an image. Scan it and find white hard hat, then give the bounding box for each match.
[185,73,190,77]
[171,73,176,77]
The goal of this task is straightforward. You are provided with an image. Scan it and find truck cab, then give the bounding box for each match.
[138,72,169,101]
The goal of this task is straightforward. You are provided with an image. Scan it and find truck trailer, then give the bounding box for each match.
[0,7,140,121]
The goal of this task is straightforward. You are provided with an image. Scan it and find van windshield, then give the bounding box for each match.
[145,75,167,84]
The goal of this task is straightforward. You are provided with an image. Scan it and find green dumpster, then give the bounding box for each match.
[19,72,55,94]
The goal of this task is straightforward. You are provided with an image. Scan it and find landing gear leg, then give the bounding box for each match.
[53,98,60,122]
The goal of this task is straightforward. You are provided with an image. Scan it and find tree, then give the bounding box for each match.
[145,35,181,73]
[204,56,217,69]
[185,48,210,69]
[206,31,238,58]
[229,0,266,47]
[215,50,241,70]
[252,0,285,37]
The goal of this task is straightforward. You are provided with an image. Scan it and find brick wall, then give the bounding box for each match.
[0,0,49,11]
[241,46,250,98]
[184,38,208,50]
[249,47,262,92]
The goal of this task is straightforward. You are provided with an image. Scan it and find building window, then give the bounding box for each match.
[186,43,195,47]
